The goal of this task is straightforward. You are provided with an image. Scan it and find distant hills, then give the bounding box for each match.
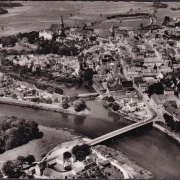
[0,2,23,15]
[0,2,23,7]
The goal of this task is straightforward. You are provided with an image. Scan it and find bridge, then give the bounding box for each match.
[88,118,154,146]
[78,93,99,99]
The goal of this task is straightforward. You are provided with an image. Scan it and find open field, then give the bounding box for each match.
[2,1,180,36]
[0,125,78,168]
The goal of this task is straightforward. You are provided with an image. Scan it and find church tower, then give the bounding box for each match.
[60,15,66,38]
[60,15,64,30]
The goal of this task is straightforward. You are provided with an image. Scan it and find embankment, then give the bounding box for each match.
[0,97,91,116]
[93,145,154,179]
[153,122,180,144]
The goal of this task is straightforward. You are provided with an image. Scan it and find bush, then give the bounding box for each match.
[69,93,78,102]
[64,165,72,171]
[11,94,17,99]
[73,99,87,112]
[112,102,120,111]
[72,144,91,161]
[46,98,52,104]
[62,101,70,109]
[25,155,35,165]
[2,160,22,178]
[54,87,63,95]
[0,170,3,178]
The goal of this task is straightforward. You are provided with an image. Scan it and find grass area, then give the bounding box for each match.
[0,1,171,36]
[0,125,77,168]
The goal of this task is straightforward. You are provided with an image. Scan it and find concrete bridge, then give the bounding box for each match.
[88,118,154,146]
[78,93,99,99]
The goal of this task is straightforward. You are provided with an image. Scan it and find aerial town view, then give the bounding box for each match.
[0,0,180,179]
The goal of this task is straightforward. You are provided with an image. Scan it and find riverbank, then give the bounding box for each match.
[110,108,137,123]
[153,122,180,144]
[0,96,91,116]
[93,145,154,179]
[0,124,154,179]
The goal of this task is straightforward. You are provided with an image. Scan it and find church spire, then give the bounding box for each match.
[59,15,66,38]
[60,15,64,29]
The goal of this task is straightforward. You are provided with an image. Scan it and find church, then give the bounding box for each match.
[39,15,66,40]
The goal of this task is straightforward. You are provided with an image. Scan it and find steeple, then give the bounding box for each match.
[60,15,64,30]
[59,15,66,38]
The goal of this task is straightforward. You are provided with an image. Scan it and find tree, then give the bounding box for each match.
[0,117,42,153]
[148,83,164,97]
[84,68,94,86]
[140,23,143,28]
[31,97,40,103]
[11,94,17,99]
[25,155,35,165]
[17,156,26,164]
[107,96,115,103]
[54,87,63,95]
[69,93,78,102]
[46,87,54,94]
[72,144,91,161]
[112,102,120,111]
[163,113,174,129]
[0,170,3,178]
[46,98,52,104]
[2,160,21,178]
[153,64,157,70]
[62,100,69,109]
[73,99,87,112]
[63,152,72,159]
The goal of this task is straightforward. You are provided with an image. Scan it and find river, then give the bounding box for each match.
[0,101,180,178]
[1,1,180,178]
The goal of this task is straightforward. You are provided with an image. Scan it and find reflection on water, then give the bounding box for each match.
[74,115,86,125]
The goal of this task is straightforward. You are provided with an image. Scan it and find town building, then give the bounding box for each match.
[138,82,148,91]
[39,29,53,40]
[164,87,174,95]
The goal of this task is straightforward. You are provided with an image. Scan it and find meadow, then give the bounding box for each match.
[1,1,178,36]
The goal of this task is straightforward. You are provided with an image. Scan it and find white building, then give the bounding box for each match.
[39,29,53,40]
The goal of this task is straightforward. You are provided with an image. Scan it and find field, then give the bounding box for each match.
[0,125,78,168]
[1,1,180,37]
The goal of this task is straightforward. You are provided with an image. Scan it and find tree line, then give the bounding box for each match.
[163,113,180,132]
[0,116,43,154]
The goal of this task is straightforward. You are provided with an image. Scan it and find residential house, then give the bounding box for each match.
[133,76,144,86]
[126,102,138,112]
[138,82,148,91]
[83,157,96,169]
[122,81,133,89]
[164,87,174,95]
[144,58,163,67]
[151,94,179,110]
[158,66,173,73]
[150,93,165,109]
